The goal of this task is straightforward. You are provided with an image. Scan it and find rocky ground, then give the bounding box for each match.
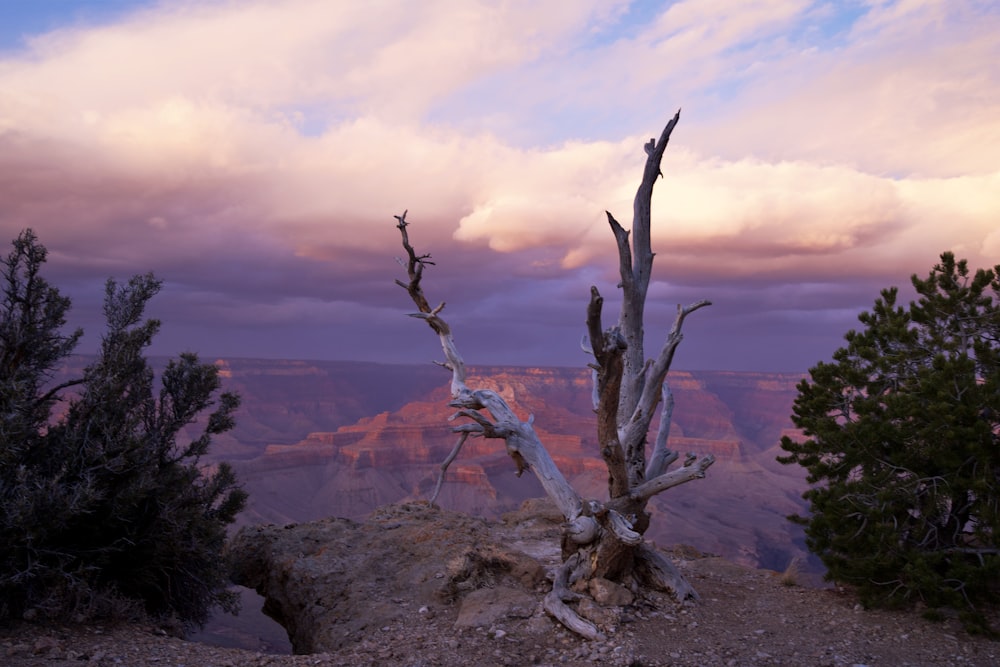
[3,501,998,666]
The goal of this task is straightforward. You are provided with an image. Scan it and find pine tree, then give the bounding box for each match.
[779,252,1000,633]
[0,230,246,628]
[0,229,83,464]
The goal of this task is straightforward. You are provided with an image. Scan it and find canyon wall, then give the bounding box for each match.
[194,360,816,575]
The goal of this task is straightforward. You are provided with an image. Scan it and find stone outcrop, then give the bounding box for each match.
[228,502,559,654]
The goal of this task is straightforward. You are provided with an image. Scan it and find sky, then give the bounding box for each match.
[1,0,998,372]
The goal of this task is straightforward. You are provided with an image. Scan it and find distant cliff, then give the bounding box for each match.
[182,359,815,575]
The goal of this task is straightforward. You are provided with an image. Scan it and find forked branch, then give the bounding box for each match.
[395,211,467,397]
[394,211,437,319]
[429,431,471,504]
[394,213,583,522]
[620,298,712,485]
[394,110,716,640]
[587,286,630,497]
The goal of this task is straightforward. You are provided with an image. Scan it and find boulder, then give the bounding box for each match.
[588,577,635,606]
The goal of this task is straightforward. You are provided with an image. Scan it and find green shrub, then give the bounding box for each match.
[779,252,999,634]
[0,229,246,629]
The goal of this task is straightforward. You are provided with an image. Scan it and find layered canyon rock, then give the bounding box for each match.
[57,357,813,573]
[206,361,815,576]
[50,358,831,652]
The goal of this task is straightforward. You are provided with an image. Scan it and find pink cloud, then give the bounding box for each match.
[0,0,996,371]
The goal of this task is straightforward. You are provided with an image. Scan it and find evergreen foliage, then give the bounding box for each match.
[779,252,1000,633]
[0,230,246,628]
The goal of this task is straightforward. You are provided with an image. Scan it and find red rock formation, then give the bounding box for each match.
[48,356,814,575]
[224,361,811,574]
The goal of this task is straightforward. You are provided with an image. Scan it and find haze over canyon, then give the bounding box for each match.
[139,357,816,576]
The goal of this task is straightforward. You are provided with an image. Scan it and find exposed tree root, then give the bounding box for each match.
[543,553,605,641]
[635,542,699,601]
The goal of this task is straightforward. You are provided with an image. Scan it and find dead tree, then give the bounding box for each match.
[394,111,714,639]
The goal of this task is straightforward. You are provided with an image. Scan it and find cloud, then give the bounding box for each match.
[449,143,1000,286]
[0,0,997,370]
[683,0,1000,177]
[1,0,623,125]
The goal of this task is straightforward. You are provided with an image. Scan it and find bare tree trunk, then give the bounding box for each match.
[394,111,714,638]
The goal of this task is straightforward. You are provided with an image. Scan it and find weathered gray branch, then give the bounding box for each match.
[620,298,712,486]
[616,109,681,424]
[587,286,630,497]
[607,509,642,545]
[543,554,605,641]
[429,431,471,504]
[646,382,679,479]
[635,542,698,600]
[602,109,707,491]
[607,212,634,295]
[395,111,715,640]
[621,452,716,505]
[396,212,583,523]
[396,211,469,398]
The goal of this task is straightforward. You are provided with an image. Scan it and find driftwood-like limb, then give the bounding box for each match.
[580,334,601,412]
[396,211,469,400]
[587,286,630,497]
[606,510,642,545]
[604,110,697,490]
[503,428,580,513]
[621,298,712,486]
[634,300,712,425]
[429,431,471,504]
[394,112,716,640]
[449,407,497,432]
[635,542,698,600]
[606,209,641,429]
[646,382,679,479]
[620,452,716,505]
[543,554,605,641]
[616,109,682,426]
[633,111,680,296]
[408,312,468,399]
[589,365,600,412]
[395,213,583,523]
[394,211,437,319]
[606,212,633,295]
